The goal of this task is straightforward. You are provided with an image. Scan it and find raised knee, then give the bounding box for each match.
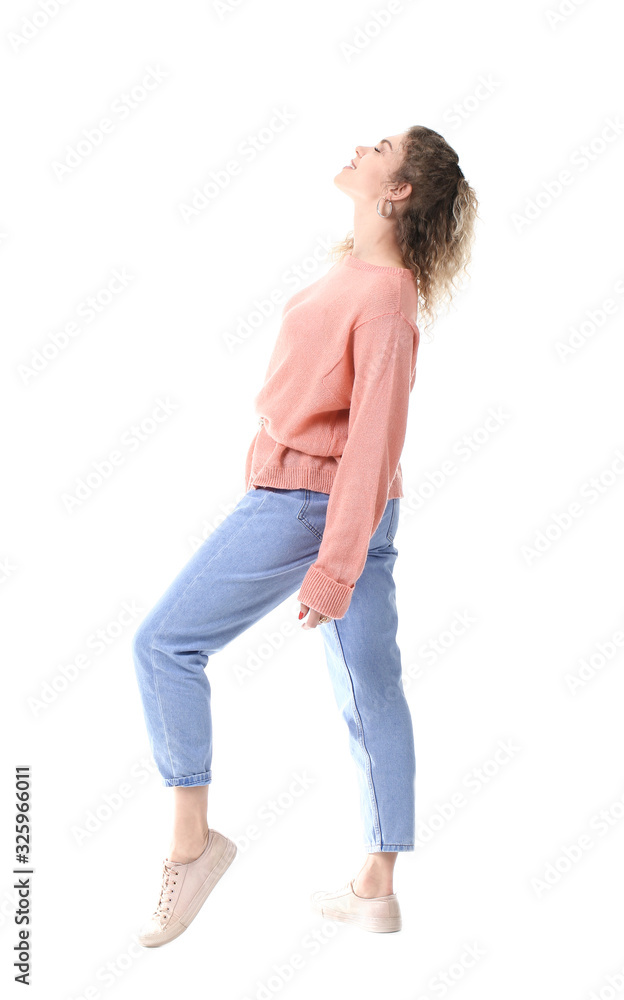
[132,614,161,665]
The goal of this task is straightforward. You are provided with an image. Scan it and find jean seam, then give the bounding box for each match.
[332,619,382,846]
[297,488,324,541]
[149,642,176,779]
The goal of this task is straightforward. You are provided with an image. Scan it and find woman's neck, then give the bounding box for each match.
[350,246,406,269]
[350,204,405,269]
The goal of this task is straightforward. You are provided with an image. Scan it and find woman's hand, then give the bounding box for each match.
[298,603,332,629]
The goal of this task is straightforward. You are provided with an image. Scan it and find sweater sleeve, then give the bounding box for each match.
[297,312,416,620]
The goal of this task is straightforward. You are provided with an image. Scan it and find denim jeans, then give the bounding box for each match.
[132,486,415,853]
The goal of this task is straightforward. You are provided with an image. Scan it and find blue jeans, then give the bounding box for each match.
[132,486,415,853]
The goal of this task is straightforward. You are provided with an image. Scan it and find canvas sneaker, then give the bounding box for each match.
[311,878,402,933]
[138,828,237,948]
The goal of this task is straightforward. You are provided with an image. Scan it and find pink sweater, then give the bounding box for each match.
[244,252,420,619]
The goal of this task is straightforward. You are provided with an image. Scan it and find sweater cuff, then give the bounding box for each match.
[297,565,355,620]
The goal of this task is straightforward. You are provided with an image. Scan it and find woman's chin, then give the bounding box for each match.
[333,168,353,189]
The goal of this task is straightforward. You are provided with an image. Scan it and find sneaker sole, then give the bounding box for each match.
[311,900,401,933]
[140,836,237,947]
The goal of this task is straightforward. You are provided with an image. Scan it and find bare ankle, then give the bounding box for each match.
[353,875,394,897]
[353,854,396,896]
[168,825,209,863]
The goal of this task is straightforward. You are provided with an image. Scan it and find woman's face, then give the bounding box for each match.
[334,131,407,202]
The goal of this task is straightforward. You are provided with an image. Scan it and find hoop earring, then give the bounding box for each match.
[376,197,393,218]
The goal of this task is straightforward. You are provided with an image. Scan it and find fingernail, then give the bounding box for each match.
[298,611,304,619]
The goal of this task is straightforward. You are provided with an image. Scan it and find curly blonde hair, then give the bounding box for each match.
[330,125,479,338]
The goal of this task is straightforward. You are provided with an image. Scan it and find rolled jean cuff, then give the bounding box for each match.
[162,771,212,787]
[365,843,414,853]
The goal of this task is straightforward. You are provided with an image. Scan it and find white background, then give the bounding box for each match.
[2,0,624,997]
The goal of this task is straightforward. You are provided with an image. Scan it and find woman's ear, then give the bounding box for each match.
[390,181,412,203]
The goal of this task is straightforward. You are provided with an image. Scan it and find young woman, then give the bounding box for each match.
[133,125,478,946]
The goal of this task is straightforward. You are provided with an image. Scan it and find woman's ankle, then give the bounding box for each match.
[353,871,394,897]
[353,853,397,896]
[168,825,210,863]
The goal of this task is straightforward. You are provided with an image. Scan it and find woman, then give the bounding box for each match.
[133,125,478,946]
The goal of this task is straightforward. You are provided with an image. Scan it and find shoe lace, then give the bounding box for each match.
[152,861,180,922]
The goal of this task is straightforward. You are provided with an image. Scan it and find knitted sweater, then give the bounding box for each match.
[244,252,420,619]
